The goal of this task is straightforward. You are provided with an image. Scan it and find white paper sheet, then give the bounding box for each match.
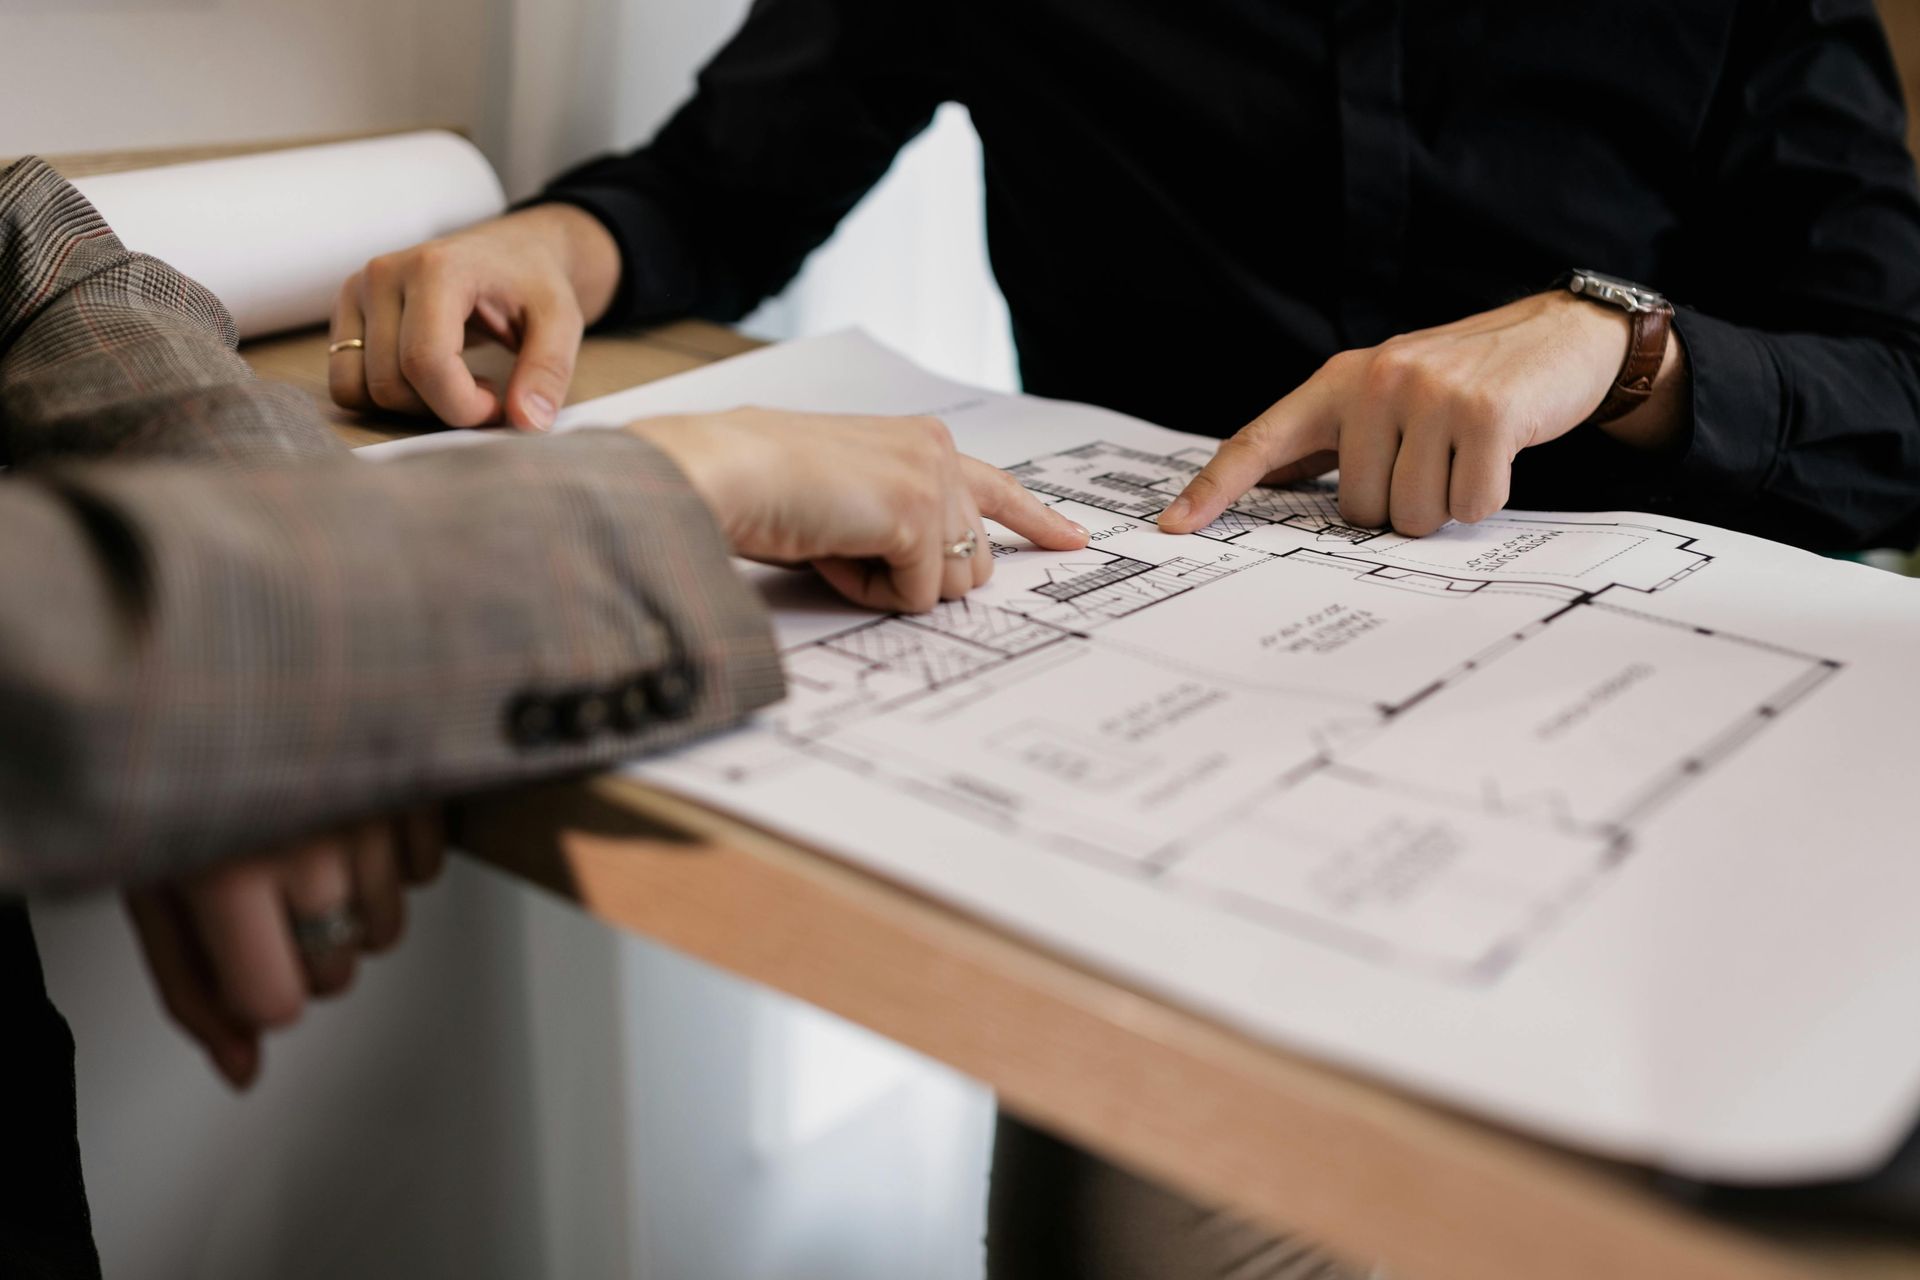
[369,331,1920,1180]
[73,131,505,338]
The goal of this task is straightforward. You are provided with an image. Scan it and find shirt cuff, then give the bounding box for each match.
[1665,307,1786,522]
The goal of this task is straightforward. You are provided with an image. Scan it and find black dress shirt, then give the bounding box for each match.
[542,0,1920,551]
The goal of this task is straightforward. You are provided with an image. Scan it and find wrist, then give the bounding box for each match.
[1548,283,1689,453]
[624,417,741,545]
[1551,288,1635,378]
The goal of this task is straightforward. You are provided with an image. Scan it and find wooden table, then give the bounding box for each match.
[245,321,1920,1280]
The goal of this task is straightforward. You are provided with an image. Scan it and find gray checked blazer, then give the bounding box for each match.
[0,157,784,893]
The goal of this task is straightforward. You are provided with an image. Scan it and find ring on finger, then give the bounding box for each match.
[290,904,364,959]
[328,337,366,356]
[944,529,979,560]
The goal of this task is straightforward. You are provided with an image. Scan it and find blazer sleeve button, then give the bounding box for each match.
[505,694,557,748]
[644,666,698,720]
[554,691,613,742]
[609,679,651,733]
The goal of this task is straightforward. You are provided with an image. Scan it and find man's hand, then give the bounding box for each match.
[1159,292,1689,538]
[628,409,1091,613]
[124,809,444,1089]
[329,206,622,432]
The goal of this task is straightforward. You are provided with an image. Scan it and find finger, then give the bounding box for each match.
[397,269,499,427]
[399,805,446,886]
[963,458,1090,551]
[327,276,371,412]
[968,490,994,589]
[361,267,432,416]
[1260,449,1340,487]
[888,519,946,614]
[502,291,583,432]
[811,558,881,609]
[186,861,307,1031]
[471,298,519,350]
[1448,434,1512,526]
[1336,410,1400,530]
[281,838,359,999]
[125,891,261,1089]
[1160,385,1335,533]
[472,374,505,419]
[1388,422,1455,537]
[813,555,935,614]
[939,480,977,602]
[354,820,406,954]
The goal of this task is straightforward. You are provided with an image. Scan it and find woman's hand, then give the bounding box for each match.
[628,408,1091,613]
[1159,292,1688,538]
[124,809,444,1088]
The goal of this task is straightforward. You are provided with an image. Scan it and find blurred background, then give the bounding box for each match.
[2,0,1016,1276]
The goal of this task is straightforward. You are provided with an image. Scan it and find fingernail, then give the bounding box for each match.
[524,394,556,432]
[217,1044,256,1089]
[1161,497,1191,527]
[1069,522,1090,538]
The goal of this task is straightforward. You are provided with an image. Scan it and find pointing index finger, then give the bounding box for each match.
[963,457,1090,551]
[1158,381,1336,533]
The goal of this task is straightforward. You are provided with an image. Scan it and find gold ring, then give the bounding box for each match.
[328,337,366,355]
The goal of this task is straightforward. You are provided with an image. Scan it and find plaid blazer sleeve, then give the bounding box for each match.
[0,159,784,893]
[0,157,344,471]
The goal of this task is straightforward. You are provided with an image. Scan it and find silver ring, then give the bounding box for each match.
[944,529,979,560]
[291,905,364,958]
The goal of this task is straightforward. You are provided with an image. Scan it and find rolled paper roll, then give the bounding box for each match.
[73,130,507,339]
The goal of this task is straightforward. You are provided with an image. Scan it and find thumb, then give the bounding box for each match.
[504,292,583,432]
[964,458,1090,551]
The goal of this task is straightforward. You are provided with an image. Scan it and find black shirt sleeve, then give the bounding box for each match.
[1661,0,1920,549]
[535,0,1920,552]
[537,0,951,329]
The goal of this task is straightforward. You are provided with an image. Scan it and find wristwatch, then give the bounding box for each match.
[1559,268,1674,424]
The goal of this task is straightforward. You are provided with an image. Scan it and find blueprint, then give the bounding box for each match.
[370,331,1920,1180]
[695,439,1844,985]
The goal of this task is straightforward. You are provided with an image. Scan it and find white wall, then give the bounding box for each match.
[6,2,1013,1275]
[0,0,493,160]
[492,0,744,197]
[745,104,1019,392]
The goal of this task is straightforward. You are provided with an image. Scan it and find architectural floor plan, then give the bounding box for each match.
[371,331,1920,1180]
[669,438,1840,983]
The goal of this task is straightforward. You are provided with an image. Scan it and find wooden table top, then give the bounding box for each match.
[243,320,1920,1280]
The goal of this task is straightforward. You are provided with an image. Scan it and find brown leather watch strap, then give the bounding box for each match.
[1591,301,1673,424]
